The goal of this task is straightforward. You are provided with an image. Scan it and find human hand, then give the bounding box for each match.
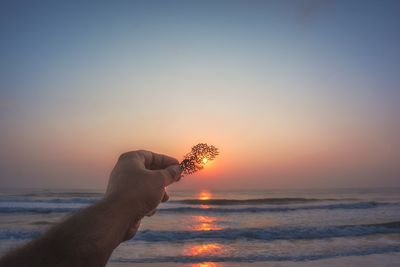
[105,150,182,240]
[0,150,183,266]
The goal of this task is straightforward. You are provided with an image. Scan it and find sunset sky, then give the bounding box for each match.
[1,0,399,190]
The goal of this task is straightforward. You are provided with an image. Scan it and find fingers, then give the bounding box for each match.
[147,151,179,170]
[120,150,179,170]
[140,150,179,170]
[162,191,169,202]
[120,151,181,185]
[146,209,156,217]
[158,164,182,186]
[146,192,169,217]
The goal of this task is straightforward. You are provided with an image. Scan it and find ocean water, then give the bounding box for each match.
[0,188,400,266]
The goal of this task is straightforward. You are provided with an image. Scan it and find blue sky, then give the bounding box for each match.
[0,0,399,189]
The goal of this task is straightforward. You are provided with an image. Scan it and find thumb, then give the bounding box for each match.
[160,164,182,186]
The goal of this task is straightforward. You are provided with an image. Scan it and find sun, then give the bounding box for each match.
[199,190,211,200]
[202,158,208,164]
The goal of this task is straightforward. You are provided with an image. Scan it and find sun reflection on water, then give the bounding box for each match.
[199,190,211,209]
[186,243,222,256]
[192,215,222,231]
[186,190,223,267]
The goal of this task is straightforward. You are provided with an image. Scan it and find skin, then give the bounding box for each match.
[0,150,182,267]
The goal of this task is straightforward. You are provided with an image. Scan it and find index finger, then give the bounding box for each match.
[125,150,179,170]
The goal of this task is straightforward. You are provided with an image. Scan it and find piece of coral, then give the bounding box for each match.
[180,143,219,175]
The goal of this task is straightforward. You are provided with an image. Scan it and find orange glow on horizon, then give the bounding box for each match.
[191,262,219,267]
[199,190,212,200]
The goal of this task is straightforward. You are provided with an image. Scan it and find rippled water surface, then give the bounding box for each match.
[0,188,399,265]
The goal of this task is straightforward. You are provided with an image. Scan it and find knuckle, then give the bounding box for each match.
[119,150,148,161]
[118,151,135,161]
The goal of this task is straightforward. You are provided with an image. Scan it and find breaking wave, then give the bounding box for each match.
[112,245,400,263]
[158,201,394,214]
[2,221,399,242]
[0,201,395,214]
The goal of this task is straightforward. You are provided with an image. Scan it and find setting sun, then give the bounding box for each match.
[202,158,208,164]
[199,190,211,200]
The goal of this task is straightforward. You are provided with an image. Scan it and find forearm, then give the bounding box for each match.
[0,150,181,266]
[0,196,138,267]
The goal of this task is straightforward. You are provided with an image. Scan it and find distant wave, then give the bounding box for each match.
[17,192,102,198]
[0,197,341,206]
[113,245,400,263]
[158,201,395,214]
[0,201,395,214]
[0,207,77,214]
[30,221,54,225]
[0,198,98,204]
[172,197,355,205]
[1,221,400,242]
[0,229,42,240]
[0,197,357,206]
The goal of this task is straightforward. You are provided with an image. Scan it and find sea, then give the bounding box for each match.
[0,188,400,266]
